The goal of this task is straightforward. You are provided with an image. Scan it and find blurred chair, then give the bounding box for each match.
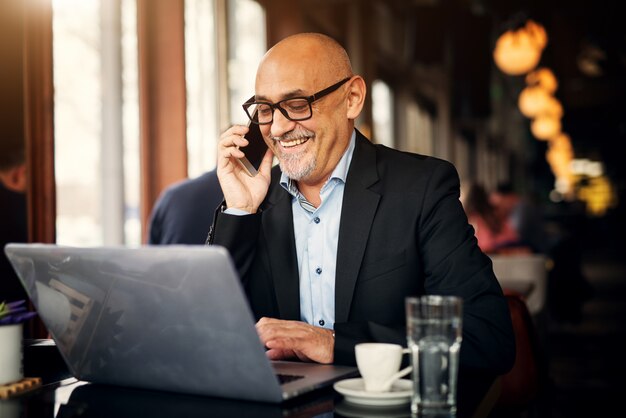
[471,376,502,418]
[489,253,548,317]
[490,290,542,417]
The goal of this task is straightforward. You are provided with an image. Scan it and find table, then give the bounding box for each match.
[0,340,496,418]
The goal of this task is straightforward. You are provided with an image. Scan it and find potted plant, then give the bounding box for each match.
[0,300,36,386]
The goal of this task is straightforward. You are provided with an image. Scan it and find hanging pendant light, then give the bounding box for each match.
[520,91,563,119]
[546,133,574,196]
[531,114,562,140]
[519,86,552,117]
[526,67,558,92]
[549,132,573,153]
[493,19,548,75]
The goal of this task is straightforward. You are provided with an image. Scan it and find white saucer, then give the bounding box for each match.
[333,378,412,407]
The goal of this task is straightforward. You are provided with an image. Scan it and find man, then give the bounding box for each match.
[490,182,549,254]
[0,139,28,304]
[148,169,223,245]
[210,33,514,377]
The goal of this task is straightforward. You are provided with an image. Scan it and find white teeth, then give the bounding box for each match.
[280,137,309,148]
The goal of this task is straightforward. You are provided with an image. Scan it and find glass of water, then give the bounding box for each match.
[406,295,463,414]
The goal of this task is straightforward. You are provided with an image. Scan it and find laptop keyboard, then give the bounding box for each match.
[277,373,305,385]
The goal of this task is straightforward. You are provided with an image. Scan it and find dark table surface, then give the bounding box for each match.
[1,340,493,418]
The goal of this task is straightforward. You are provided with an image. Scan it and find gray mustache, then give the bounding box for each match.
[272,131,314,142]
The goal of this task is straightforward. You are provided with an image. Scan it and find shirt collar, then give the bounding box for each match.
[280,130,356,196]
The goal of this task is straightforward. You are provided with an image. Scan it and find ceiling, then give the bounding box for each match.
[381,0,625,186]
[477,0,626,183]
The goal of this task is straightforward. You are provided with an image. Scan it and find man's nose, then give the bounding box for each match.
[270,108,296,139]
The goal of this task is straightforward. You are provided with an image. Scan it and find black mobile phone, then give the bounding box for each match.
[237,109,268,176]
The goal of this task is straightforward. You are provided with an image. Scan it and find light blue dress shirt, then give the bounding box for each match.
[225,131,356,331]
[279,132,356,330]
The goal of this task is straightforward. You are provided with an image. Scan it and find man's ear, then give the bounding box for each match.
[0,163,27,193]
[346,76,366,120]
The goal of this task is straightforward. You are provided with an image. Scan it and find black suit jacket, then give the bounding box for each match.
[212,130,515,375]
[149,170,223,245]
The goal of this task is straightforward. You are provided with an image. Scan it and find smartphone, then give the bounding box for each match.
[237,109,268,176]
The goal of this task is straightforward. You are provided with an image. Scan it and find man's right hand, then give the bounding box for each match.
[216,125,274,213]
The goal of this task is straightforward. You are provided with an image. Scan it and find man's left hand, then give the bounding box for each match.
[255,317,334,364]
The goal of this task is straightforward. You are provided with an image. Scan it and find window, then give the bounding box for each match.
[372,79,394,147]
[185,0,266,178]
[53,0,266,245]
[53,0,140,246]
[406,99,433,156]
[226,0,266,125]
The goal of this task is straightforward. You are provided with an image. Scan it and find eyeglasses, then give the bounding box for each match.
[242,77,352,125]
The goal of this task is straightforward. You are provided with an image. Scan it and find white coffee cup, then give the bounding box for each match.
[355,343,412,392]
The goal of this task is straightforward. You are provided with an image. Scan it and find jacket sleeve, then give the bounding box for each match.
[334,160,515,376]
[209,208,262,286]
[417,160,515,375]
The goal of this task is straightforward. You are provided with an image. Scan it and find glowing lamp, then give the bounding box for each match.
[518,86,552,117]
[550,133,573,152]
[531,114,561,140]
[493,20,548,75]
[526,67,558,92]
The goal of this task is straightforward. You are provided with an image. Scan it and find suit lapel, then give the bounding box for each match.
[335,133,380,323]
[261,133,381,323]
[263,178,301,320]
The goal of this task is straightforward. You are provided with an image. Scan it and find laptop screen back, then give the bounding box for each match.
[5,244,286,402]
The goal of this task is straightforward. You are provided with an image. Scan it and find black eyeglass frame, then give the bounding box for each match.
[242,76,352,125]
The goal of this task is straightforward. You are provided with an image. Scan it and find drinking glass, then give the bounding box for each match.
[406,295,463,414]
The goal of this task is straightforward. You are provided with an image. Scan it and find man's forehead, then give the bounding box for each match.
[255,68,320,101]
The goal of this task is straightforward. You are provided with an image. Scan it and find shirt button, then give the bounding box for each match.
[314,217,320,224]
[319,319,325,326]
[315,267,322,275]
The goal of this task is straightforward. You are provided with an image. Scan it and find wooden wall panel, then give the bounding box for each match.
[137,0,188,242]
[22,0,56,338]
[23,0,56,245]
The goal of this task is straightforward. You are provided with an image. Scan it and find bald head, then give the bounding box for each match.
[251,33,366,187]
[256,33,353,92]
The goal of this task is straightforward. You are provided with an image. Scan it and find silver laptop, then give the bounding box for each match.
[4,243,357,403]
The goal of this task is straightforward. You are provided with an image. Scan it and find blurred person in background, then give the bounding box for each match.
[0,137,29,307]
[490,182,551,254]
[148,168,223,245]
[461,182,527,254]
[489,182,593,322]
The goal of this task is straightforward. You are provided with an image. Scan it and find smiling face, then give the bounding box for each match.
[254,34,363,187]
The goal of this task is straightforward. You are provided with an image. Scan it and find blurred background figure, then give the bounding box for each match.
[487,182,593,323]
[147,169,223,245]
[0,137,29,304]
[490,182,551,254]
[543,197,594,323]
[461,182,528,255]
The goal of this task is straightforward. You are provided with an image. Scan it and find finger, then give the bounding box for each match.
[256,318,302,340]
[218,126,250,150]
[256,316,275,326]
[258,148,275,177]
[257,317,302,328]
[221,124,249,138]
[265,347,296,361]
[256,317,280,343]
[256,317,290,334]
[217,135,249,168]
[266,338,316,363]
[223,145,246,160]
[256,323,287,344]
[218,136,248,154]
